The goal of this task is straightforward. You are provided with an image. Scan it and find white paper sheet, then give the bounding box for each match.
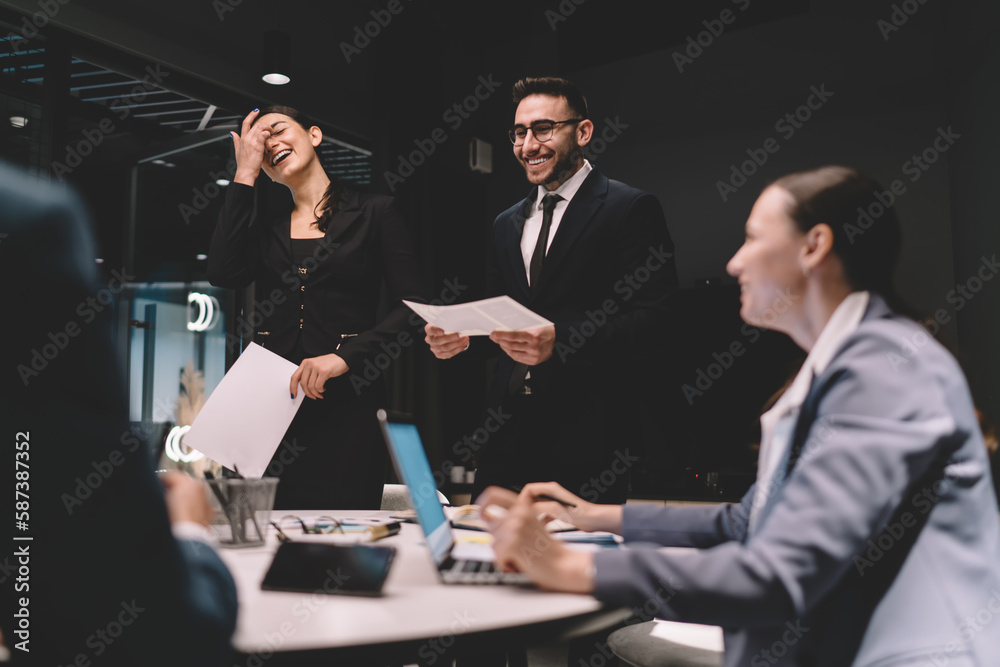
[183,343,304,478]
[450,535,498,563]
[403,296,552,335]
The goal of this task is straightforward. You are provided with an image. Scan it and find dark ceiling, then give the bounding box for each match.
[0,0,961,281]
[0,0,813,142]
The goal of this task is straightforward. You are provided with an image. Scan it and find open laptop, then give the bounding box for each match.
[376,409,531,585]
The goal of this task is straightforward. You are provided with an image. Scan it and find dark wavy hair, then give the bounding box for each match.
[252,105,345,233]
[771,166,902,302]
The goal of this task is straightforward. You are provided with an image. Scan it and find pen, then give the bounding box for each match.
[510,485,578,508]
[204,471,242,541]
[537,494,577,508]
[366,522,402,542]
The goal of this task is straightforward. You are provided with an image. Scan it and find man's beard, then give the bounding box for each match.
[525,147,582,187]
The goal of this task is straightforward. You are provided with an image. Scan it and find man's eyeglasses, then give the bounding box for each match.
[508,119,584,146]
[270,515,343,542]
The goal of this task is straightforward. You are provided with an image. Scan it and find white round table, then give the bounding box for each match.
[217,510,630,664]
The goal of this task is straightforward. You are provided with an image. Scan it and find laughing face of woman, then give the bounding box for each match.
[255,113,323,186]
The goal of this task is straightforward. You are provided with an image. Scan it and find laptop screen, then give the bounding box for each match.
[380,418,453,565]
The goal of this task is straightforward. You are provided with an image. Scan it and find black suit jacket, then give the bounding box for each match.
[208,183,425,374]
[480,167,677,498]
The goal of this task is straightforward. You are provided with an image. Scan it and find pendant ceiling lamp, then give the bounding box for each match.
[262,30,291,85]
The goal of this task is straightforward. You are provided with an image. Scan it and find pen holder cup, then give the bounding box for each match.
[206,478,279,547]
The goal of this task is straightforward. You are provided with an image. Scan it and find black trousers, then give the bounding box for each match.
[265,377,388,510]
[472,391,632,505]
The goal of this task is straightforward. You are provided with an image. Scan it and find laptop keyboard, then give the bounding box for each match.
[441,557,532,585]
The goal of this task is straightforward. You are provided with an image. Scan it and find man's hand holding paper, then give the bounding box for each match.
[411,296,553,362]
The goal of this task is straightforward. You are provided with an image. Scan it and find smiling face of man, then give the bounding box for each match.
[512,94,592,191]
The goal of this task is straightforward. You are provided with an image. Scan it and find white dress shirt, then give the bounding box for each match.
[520,160,593,284]
[748,290,871,534]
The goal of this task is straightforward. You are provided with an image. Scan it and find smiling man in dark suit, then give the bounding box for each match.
[426,77,677,503]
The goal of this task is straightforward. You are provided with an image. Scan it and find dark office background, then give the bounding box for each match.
[1,0,997,501]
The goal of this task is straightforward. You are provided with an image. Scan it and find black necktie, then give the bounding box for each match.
[528,194,562,293]
[509,193,562,395]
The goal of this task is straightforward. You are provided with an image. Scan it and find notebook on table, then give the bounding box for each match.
[376,409,532,585]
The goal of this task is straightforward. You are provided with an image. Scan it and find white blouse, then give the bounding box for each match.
[748,290,871,534]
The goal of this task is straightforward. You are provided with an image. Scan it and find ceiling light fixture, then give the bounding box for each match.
[262,30,291,85]
[9,116,28,128]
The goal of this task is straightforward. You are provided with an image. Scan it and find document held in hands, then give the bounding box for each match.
[183,343,304,478]
[403,296,552,335]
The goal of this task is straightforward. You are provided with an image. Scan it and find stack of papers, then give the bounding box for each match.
[404,296,552,335]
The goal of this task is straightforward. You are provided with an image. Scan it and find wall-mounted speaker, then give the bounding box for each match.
[469,138,492,174]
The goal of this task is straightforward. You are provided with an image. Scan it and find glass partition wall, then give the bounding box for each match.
[124,133,236,473]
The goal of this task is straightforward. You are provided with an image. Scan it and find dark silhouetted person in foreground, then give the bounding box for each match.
[0,160,237,665]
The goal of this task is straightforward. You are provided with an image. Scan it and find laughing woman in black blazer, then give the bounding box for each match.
[209,106,425,509]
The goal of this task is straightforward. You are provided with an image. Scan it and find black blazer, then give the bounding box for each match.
[486,167,678,405]
[208,183,425,373]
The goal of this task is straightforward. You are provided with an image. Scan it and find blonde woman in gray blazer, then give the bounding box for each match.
[479,166,1000,667]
